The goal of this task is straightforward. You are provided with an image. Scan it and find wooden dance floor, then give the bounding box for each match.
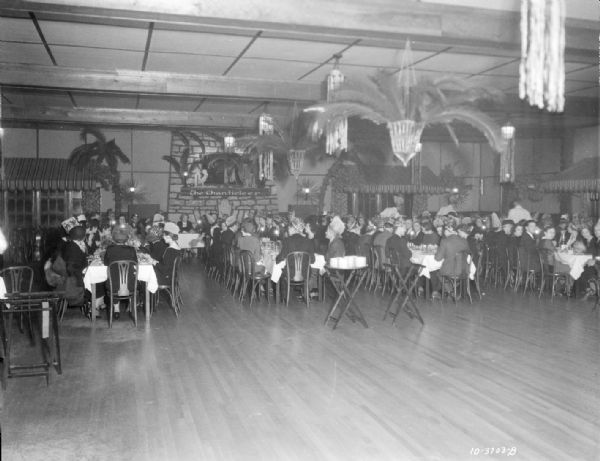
[2,263,599,461]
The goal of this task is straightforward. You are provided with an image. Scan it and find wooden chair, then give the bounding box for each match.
[283,252,311,309]
[540,259,570,300]
[440,250,472,304]
[239,250,271,306]
[153,256,183,317]
[0,266,35,337]
[106,260,139,328]
[521,250,542,295]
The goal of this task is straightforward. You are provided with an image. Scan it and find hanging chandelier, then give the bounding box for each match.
[258,112,274,181]
[519,0,566,112]
[389,41,423,167]
[288,149,305,180]
[325,54,347,156]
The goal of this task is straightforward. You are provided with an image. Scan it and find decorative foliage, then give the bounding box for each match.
[439,163,473,207]
[163,131,205,186]
[69,127,130,213]
[119,179,148,205]
[239,110,318,182]
[306,45,506,166]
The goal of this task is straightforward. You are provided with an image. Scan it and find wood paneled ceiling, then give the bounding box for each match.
[0,0,597,136]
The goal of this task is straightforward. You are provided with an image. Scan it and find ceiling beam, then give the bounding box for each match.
[2,1,596,62]
[2,105,259,129]
[0,63,323,102]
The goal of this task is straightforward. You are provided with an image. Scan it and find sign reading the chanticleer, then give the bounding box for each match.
[185,186,271,197]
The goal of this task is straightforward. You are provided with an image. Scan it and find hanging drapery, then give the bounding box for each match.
[325,65,347,155]
[288,149,305,180]
[519,0,566,112]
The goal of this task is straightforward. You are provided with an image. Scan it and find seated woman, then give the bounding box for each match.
[104,226,138,320]
[325,216,345,262]
[538,226,569,274]
[152,222,182,286]
[177,213,194,233]
[278,217,315,263]
[421,221,441,246]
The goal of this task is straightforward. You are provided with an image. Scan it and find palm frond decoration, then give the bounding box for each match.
[164,130,209,185]
[69,127,130,213]
[305,42,506,166]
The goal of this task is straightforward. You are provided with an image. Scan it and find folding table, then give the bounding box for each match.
[0,291,64,388]
[324,266,369,329]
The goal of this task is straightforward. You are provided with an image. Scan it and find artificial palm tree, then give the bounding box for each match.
[69,127,130,214]
[162,131,206,186]
[306,57,506,166]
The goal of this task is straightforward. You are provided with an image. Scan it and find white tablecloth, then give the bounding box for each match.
[410,251,476,280]
[83,263,158,293]
[0,278,6,299]
[554,252,593,280]
[271,254,326,283]
[178,233,205,249]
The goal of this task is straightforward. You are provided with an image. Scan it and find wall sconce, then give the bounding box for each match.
[302,187,310,200]
[129,185,136,193]
[451,187,459,194]
[501,121,516,140]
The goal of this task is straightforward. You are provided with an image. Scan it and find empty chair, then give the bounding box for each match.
[283,251,311,309]
[0,266,35,335]
[153,256,183,317]
[106,260,139,328]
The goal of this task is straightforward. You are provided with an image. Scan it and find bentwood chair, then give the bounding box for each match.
[238,250,271,306]
[283,251,311,309]
[106,260,139,328]
[440,250,472,304]
[153,256,183,317]
[0,266,35,338]
[540,259,570,300]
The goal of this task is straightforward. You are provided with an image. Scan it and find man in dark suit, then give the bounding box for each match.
[519,220,541,271]
[430,223,470,298]
[385,222,412,274]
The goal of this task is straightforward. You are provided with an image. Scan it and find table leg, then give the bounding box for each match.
[391,274,424,326]
[324,272,353,326]
[145,286,151,326]
[90,282,97,323]
[383,266,414,321]
[335,270,368,329]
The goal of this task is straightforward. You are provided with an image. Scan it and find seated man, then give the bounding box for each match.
[430,223,470,298]
[385,222,412,275]
[237,219,263,274]
[104,226,138,320]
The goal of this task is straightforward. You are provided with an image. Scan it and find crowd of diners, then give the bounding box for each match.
[42,210,183,320]
[40,199,600,318]
[202,199,600,301]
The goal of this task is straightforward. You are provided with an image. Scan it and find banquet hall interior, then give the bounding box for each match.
[0,1,598,460]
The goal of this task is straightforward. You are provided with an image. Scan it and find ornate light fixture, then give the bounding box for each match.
[258,112,274,180]
[519,0,566,112]
[500,120,516,183]
[288,149,305,180]
[389,42,424,167]
[325,54,347,156]
[224,133,235,152]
